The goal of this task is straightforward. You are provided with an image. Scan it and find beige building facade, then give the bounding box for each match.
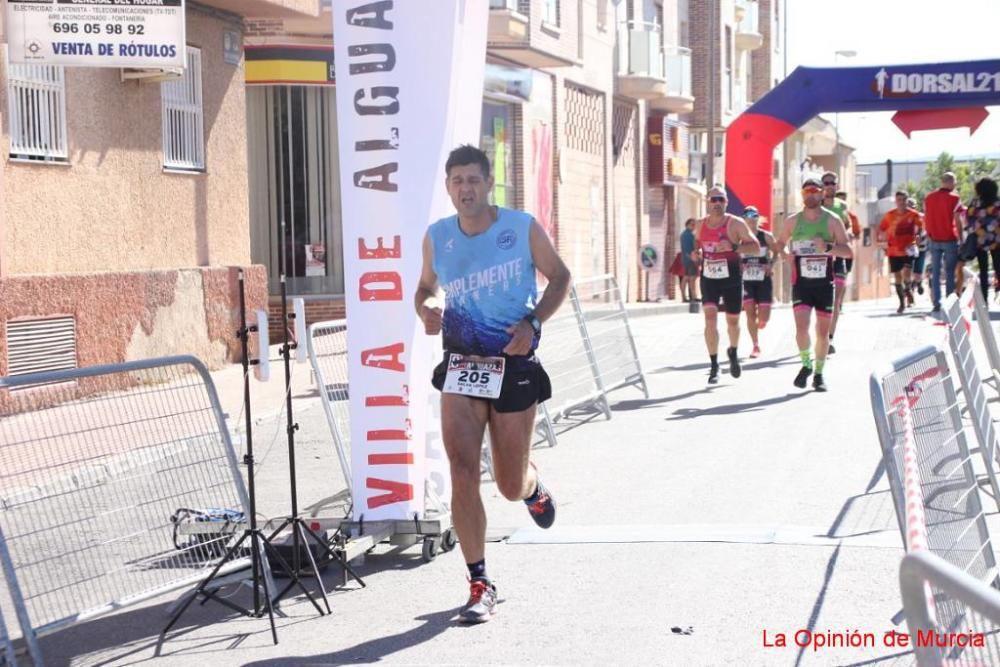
[0,1,320,376]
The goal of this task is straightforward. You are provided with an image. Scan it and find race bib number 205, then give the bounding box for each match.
[442,354,505,399]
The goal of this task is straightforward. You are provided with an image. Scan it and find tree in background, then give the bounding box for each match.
[905,152,999,209]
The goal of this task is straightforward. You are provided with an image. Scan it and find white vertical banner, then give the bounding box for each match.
[333,1,488,520]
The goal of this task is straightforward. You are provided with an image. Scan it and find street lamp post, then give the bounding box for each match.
[833,49,857,180]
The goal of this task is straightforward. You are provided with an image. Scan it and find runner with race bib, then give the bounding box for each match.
[691,186,761,384]
[776,177,853,392]
[415,145,571,624]
[739,206,778,359]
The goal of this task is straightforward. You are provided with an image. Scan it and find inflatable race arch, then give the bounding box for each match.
[724,60,1000,222]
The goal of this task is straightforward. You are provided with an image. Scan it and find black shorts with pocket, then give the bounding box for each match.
[432,352,552,413]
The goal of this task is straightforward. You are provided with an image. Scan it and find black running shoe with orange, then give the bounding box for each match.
[459,579,497,624]
[525,477,556,529]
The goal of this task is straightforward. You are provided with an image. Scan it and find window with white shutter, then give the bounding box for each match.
[161,46,205,171]
[6,62,68,161]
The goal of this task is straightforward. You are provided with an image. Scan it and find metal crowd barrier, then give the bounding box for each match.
[570,275,649,398]
[0,356,254,667]
[536,290,611,421]
[305,321,353,497]
[962,267,1000,394]
[537,274,648,422]
[0,603,14,666]
[942,291,1000,508]
[900,550,1000,667]
[869,345,998,585]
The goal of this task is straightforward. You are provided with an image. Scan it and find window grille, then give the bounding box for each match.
[6,63,68,161]
[161,47,204,170]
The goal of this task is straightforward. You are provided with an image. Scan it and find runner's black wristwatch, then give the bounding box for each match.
[525,314,542,335]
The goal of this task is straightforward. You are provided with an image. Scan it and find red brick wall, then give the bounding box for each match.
[244,18,285,37]
[520,0,580,63]
[267,297,346,343]
[750,0,777,102]
[0,265,267,374]
[689,0,726,129]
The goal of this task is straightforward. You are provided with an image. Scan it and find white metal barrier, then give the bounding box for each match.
[901,550,1000,667]
[537,291,610,421]
[537,274,648,422]
[571,275,648,399]
[869,345,998,584]
[304,320,353,497]
[0,356,255,666]
[0,602,14,666]
[942,291,1000,509]
[962,267,1000,394]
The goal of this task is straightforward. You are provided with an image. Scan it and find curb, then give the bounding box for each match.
[625,301,794,319]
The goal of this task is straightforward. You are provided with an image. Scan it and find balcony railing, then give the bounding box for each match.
[617,21,664,79]
[490,0,517,9]
[664,46,692,99]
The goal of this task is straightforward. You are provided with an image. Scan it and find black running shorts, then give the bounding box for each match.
[888,256,915,273]
[742,276,773,305]
[792,281,834,316]
[700,276,743,315]
[432,353,552,413]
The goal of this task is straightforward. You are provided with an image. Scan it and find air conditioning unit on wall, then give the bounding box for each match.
[120,67,184,84]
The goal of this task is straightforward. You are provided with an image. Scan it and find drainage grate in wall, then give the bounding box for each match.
[6,316,77,378]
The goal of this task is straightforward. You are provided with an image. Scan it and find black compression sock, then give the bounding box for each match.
[467,559,487,581]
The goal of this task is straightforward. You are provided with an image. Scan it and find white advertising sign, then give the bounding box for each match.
[6,0,186,69]
[332,1,487,520]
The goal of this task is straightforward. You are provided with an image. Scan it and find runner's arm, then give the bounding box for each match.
[731,217,762,255]
[828,218,853,259]
[691,220,703,262]
[528,220,571,324]
[414,231,442,334]
[764,231,780,261]
[775,216,796,257]
[849,211,861,238]
[876,215,889,245]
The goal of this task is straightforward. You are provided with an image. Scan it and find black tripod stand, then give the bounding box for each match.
[163,269,320,644]
[266,267,365,606]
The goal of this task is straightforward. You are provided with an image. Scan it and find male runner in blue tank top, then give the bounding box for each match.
[415,145,571,623]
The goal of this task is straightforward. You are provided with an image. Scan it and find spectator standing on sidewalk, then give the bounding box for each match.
[923,172,963,312]
[679,218,699,303]
[956,176,1000,301]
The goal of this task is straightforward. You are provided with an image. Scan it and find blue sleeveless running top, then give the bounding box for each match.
[428,207,538,358]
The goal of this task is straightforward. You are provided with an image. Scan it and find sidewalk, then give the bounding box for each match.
[35,294,964,666]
